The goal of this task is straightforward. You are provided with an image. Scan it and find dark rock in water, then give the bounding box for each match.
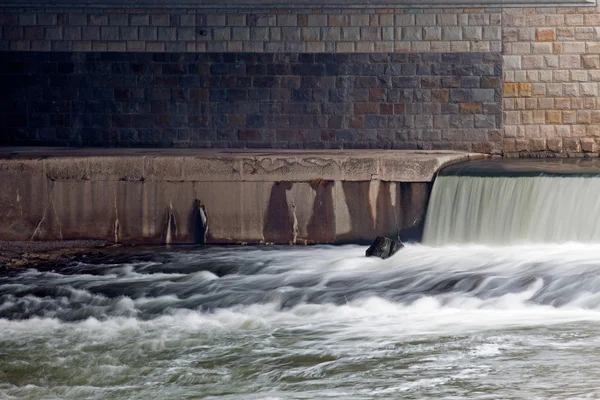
[365,236,404,259]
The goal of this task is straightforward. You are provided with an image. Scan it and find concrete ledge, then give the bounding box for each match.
[0,148,485,245]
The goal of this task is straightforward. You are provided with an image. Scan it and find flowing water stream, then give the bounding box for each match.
[4,159,600,399]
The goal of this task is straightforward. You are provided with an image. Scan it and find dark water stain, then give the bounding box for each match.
[338,181,374,243]
[306,180,335,243]
[398,182,432,242]
[190,199,208,244]
[374,181,400,240]
[263,181,294,244]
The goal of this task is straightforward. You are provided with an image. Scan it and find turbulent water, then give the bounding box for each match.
[4,244,600,399]
[424,175,600,245]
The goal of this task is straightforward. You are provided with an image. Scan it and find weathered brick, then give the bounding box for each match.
[100,26,118,40]
[129,14,149,26]
[109,14,128,26]
[89,14,108,26]
[158,27,176,41]
[536,28,555,42]
[151,14,171,26]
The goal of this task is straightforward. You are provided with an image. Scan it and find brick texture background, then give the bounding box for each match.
[503,6,600,157]
[0,8,501,54]
[0,51,501,150]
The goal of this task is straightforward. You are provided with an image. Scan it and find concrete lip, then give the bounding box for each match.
[0,148,486,245]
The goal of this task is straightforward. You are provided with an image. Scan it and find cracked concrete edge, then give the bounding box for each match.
[0,149,487,183]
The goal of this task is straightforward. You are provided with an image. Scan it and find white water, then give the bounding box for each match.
[4,245,600,398]
[424,175,600,245]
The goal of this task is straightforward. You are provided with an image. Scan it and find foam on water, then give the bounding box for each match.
[4,244,600,398]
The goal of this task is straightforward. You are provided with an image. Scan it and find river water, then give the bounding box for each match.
[3,244,600,399]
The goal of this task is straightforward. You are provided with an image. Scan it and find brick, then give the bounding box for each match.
[512,42,531,55]
[536,28,555,42]
[354,103,379,114]
[532,42,552,54]
[178,27,196,41]
[277,15,297,26]
[361,27,380,40]
[328,15,349,26]
[503,55,521,70]
[402,27,422,41]
[522,55,544,69]
[151,14,171,26]
[301,27,321,41]
[566,14,584,26]
[38,13,58,25]
[423,27,441,41]
[227,15,246,26]
[342,27,360,41]
[158,27,176,41]
[546,110,562,124]
[483,26,501,40]
[10,40,30,51]
[350,15,369,26]
[437,14,457,26]
[72,40,91,51]
[463,26,482,40]
[100,26,118,40]
[281,27,300,41]
[19,14,36,25]
[127,14,148,26]
[442,26,462,41]
[180,14,195,27]
[68,13,86,25]
[571,70,588,81]
[89,14,108,25]
[583,55,600,69]
[107,41,126,51]
[24,26,43,40]
[504,83,518,97]
[308,14,328,26]
[139,27,157,40]
[64,26,81,40]
[416,14,436,26]
[459,103,482,114]
[563,42,585,54]
[559,55,581,69]
[321,27,340,41]
[212,27,230,41]
[581,83,598,96]
[395,14,415,26]
[109,14,128,26]
[44,27,62,40]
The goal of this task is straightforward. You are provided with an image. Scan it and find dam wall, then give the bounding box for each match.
[0,148,484,244]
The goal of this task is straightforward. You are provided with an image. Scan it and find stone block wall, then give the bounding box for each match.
[1,51,501,149]
[0,6,503,150]
[5,4,600,155]
[502,6,600,157]
[0,8,502,54]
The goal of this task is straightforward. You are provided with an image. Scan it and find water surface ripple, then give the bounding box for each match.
[2,244,600,399]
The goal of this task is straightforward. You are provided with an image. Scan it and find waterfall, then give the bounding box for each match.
[423,174,600,245]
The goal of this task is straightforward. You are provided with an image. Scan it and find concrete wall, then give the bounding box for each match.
[0,149,483,244]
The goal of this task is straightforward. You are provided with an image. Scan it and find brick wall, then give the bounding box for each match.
[0,7,503,150]
[0,8,501,53]
[0,51,501,149]
[7,5,600,155]
[502,6,600,157]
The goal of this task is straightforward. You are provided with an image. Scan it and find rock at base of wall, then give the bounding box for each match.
[365,236,404,259]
